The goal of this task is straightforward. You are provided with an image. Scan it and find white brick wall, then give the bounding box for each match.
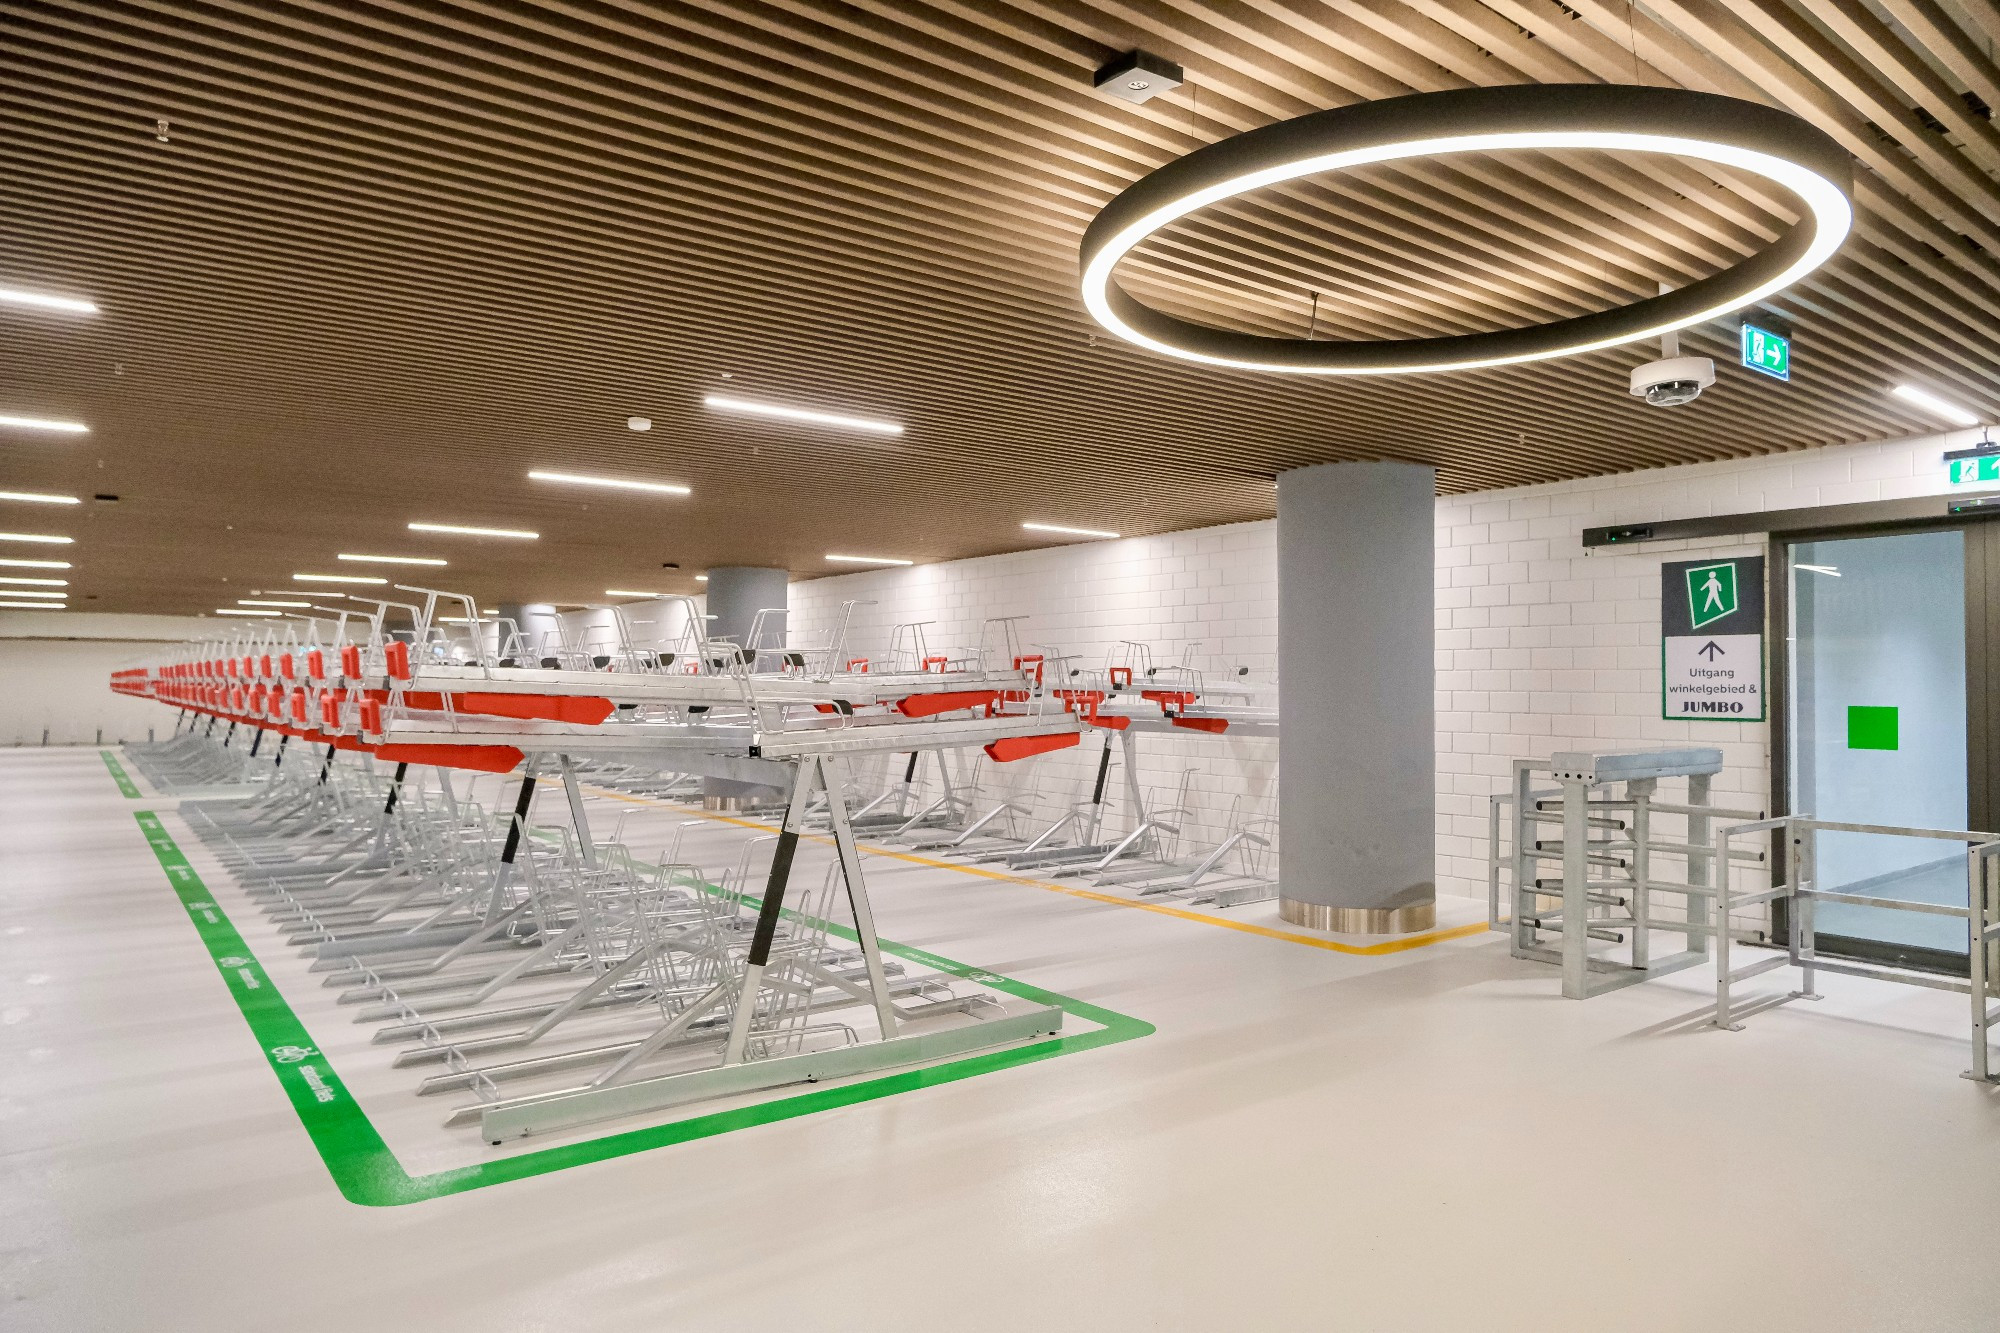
[787,424,1985,900]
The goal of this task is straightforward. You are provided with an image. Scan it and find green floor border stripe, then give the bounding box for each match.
[101,750,141,798]
[131,810,1153,1207]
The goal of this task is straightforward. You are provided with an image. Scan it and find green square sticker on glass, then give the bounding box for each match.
[1847,705,1899,751]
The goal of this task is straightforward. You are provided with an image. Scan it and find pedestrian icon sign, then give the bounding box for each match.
[1662,556,1764,721]
[1686,562,1739,630]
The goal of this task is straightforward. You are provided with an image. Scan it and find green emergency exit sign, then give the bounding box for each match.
[1741,323,1790,381]
[1950,455,2000,485]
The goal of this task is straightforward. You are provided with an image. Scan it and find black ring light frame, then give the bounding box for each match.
[1079,84,1854,375]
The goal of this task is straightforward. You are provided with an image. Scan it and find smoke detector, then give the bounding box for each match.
[1092,51,1183,105]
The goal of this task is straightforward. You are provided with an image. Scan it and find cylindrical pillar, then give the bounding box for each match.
[702,567,789,652]
[1278,461,1436,934]
[494,602,561,663]
[702,567,789,808]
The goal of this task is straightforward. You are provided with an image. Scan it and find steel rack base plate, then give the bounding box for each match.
[477,1002,1064,1142]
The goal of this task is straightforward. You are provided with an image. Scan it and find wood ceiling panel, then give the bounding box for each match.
[0,0,1996,617]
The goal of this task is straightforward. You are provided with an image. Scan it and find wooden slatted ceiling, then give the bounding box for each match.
[0,0,1996,618]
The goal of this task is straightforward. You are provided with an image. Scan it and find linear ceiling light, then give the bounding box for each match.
[529,469,692,496]
[1023,521,1122,539]
[0,415,89,433]
[293,572,388,584]
[1080,84,1853,375]
[0,588,67,598]
[0,532,72,544]
[605,588,663,598]
[827,553,914,566]
[0,575,65,585]
[1891,384,1981,427]
[0,490,80,505]
[0,557,70,568]
[695,574,708,582]
[408,521,538,540]
[704,394,903,436]
[0,600,67,610]
[0,287,98,315]
[214,608,274,616]
[239,598,311,607]
[339,552,447,566]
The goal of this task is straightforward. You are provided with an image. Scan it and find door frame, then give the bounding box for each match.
[1768,514,1993,976]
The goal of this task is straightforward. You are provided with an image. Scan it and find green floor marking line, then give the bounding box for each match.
[132,811,1152,1207]
[101,750,141,798]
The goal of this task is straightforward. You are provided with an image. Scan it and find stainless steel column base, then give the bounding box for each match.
[1278,898,1436,934]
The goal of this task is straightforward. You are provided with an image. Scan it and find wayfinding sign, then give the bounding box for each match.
[1949,454,2000,486]
[1662,556,1765,721]
[1740,324,1790,381]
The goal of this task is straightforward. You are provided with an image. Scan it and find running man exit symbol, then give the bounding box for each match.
[1686,562,1739,630]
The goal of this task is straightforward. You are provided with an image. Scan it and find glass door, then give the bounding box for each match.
[1784,528,1969,969]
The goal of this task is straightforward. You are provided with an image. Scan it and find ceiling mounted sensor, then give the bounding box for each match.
[1079,84,1853,375]
[1092,50,1183,105]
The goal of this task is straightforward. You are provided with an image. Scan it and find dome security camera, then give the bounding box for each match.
[1630,355,1716,407]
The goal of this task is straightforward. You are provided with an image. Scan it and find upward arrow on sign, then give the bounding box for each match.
[1698,641,1725,660]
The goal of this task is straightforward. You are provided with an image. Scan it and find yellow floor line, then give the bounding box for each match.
[588,786,1489,958]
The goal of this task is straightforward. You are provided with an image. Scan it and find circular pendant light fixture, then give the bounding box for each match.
[1079,84,1853,375]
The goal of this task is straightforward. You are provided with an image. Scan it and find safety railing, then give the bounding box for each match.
[1713,816,2000,1082]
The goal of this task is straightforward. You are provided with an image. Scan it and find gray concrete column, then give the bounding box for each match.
[1278,461,1436,934]
[702,567,789,652]
[701,567,789,808]
[494,603,560,662]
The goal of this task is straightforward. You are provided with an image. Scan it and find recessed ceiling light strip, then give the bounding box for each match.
[1023,522,1121,539]
[1891,384,1982,427]
[0,532,73,544]
[0,490,81,505]
[408,521,539,540]
[0,415,89,433]
[338,552,448,566]
[0,287,98,315]
[704,394,903,436]
[826,553,914,566]
[528,470,691,496]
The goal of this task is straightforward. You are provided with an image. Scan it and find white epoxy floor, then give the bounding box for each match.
[6,746,2000,1331]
